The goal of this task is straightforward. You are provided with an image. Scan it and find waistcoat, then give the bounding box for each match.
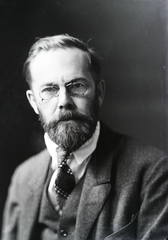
[37,167,85,240]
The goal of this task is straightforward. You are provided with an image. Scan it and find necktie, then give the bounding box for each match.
[54,147,76,213]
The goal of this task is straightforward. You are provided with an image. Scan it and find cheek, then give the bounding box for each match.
[74,97,94,115]
[37,101,58,123]
[75,100,86,111]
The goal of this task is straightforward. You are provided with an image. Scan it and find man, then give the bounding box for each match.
[2,34,168,240]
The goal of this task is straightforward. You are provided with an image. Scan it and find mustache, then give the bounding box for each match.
[49,110,93,128]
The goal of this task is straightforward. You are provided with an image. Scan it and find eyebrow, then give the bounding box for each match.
[40,77,87,88]
[67,77,87,84]
[40,83,55,88]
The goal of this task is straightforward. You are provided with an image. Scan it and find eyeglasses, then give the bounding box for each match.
[39,81,87,101]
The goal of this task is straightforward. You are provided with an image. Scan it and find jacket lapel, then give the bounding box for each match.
[20,150,51,240]
[75,123,116,240]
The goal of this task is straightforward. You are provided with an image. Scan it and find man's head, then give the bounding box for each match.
[25,34,105,154]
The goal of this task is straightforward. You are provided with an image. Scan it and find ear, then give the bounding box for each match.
[97,79,105,107]
[26,90,39,114]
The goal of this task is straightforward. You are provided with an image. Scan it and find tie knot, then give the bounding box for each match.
[56,147,68,163]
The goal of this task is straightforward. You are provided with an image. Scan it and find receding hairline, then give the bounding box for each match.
[30,47,99,83]
[24,34,101,86]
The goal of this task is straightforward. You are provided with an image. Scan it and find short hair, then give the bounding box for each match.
[23,34,101,86]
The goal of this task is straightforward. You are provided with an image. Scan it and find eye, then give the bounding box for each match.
[73,82,84,89]
[40,86,59,100]
[68,82,87,95]
[42,86,56,93]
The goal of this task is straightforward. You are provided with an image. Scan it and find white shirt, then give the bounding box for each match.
[45,121,100,207]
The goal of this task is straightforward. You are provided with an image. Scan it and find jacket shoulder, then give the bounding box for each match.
[100,121,167,165]
[13,149,50,184]
[117,133,167,164]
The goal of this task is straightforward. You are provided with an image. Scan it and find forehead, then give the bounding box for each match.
[29,48,92,86]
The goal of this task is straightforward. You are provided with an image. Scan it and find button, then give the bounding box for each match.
[55,205,60,211]
[60,229,68,237]
[58,210,63,216]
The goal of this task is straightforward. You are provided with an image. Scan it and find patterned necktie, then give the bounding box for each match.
[54,147,76,213]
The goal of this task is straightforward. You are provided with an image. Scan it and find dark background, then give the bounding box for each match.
[0,0,168,229]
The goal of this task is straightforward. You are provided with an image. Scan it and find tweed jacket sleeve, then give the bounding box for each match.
[2,167,20,240]
[1,149,50,240]
[136,148,168,238]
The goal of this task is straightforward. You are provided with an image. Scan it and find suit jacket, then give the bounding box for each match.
[2,123,168,240]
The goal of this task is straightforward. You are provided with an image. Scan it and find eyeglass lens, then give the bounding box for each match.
[40,82,87,100]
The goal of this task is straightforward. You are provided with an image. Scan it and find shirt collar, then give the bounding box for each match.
[44,121,100,169]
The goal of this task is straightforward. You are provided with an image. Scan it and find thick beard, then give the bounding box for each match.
[39,96,99,154]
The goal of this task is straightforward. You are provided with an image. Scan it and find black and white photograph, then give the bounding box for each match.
[0,0,168,239]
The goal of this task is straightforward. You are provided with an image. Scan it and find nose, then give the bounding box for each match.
[58,87,75,110]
